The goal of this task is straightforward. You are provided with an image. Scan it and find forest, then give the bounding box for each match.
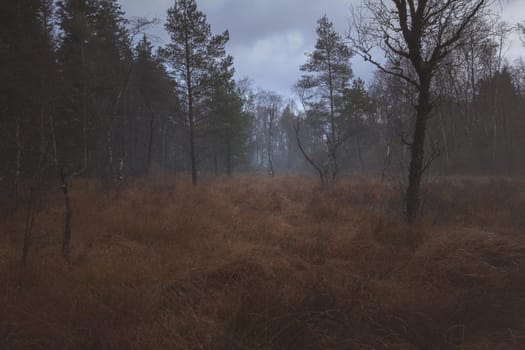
[2,0,525,348]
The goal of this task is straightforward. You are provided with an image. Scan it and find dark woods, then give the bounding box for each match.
[1,0,525,233]
[4,2,525,348]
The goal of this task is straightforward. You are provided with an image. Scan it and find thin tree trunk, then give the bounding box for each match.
[492,81,499,168]
[326,51,339,181]
[189,99,198,185]
[357,136,365,172]
[122,94,128,179]
[40,108,46,159]
[60,168,73,263]
[226,138,232,176]
[406,80,431,224]
[15,116,22,207]
[22,127,53,266]
[267,123,274,177]
[439,110,450,168]
[80,40,88,175]
[50,113,58,170]
[184,32,198,186]
[147,109,154,174]
[295,122,325,185]
[21,186,37,267]
[161,118,168,171]
[107,118,114,178]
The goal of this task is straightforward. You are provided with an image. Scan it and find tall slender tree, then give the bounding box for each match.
[164,0,231,185]
[296,15,354,183]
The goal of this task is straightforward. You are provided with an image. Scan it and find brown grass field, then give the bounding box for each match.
[1,175,525,349]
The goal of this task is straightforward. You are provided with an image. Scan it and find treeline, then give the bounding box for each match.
[0,0,251,196]
[371,19,525,177]
[251,14,525,182]
[2,0,525,196]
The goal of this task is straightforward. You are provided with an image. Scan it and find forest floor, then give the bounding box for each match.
[1,175,525,349]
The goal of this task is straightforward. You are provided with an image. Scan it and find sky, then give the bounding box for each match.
[120,0,525,98]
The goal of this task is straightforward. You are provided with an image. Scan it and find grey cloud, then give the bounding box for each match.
[121,0,364,96]
[120,0,525,96]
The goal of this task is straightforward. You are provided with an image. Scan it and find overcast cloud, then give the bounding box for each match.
[120,0,525,97]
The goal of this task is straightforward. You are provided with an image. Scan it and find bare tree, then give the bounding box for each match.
[256,91,282,177]
[350,0,491,223]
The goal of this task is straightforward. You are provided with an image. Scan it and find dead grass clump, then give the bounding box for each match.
[367,228,525,348]
[304,193,344,222]
[423,177,525,229]
[2,175,525,349]
[371,215,425,249]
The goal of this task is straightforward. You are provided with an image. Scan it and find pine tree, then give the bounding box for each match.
[296,15,353,183]
[207,80,251,175]
[0,0,57,194]
[164,0,231,185]
[56,0,131,177]
[129,35,177,174]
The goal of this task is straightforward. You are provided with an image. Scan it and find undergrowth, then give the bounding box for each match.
[1,175,525,349]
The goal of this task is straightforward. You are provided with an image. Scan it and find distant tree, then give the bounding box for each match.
[56,0,131,179]
[518,21,525,46]
[56,0,132,260]
[205,78,251,176]
[476,67,521,171]
[341,79,376,172]
[350,0,491,223]
[0,0,57,198]
[255,91,283,177]
[0,0,59,265]
[296,15,353,184]
[369,70,415,176]
[164,0,231,185]
[129,35,178,175]
[279,102,302,170]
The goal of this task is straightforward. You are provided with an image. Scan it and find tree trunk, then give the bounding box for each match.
[60,169,73,263]
[122,95,129,179]
[295,122,326,185]
[189,101,198,185]
[147,109,154,174]
[21,186,36,267]
[15,116,21,207]
[214,152,219,176]
[406,79,431,224]
[226,138,232,176]
[184,31,198,186]
[161,118,168,171]
[439,110,450,168]
[107,119,114,179]
[327,53,338,181]
[267,125,274,177]
[357,136,365,172]
[80,40,88,175]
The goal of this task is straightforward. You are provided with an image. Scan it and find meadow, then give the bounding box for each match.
[1,176,525,349]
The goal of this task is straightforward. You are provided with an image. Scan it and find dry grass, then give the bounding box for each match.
[1,175,525,349]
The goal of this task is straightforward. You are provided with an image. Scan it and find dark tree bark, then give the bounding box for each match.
[60,167,73,262]
[406,76,431,223]
[147,108,155,174]
[350,0,489,223]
